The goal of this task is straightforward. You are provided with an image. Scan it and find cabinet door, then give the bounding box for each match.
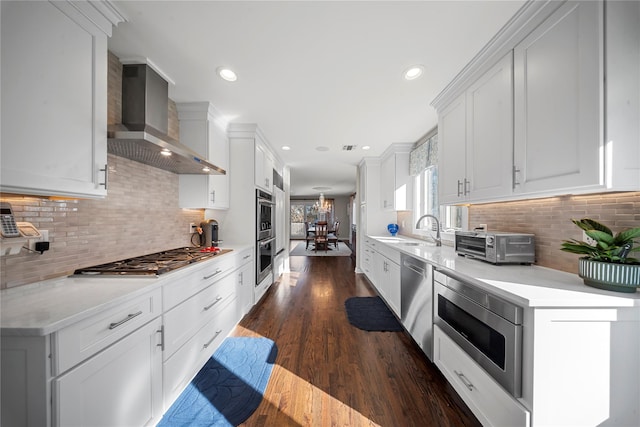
[466,52,514,201]
[54,318,163,427]
[438,94,467,203]
[514,0,602,195]
[178,104,229,209]
[254,143,272,191]
[358,163,367,204]
[380,154,395,210]
[236,260,254,317]
[0,1,108,198]
[208,121,230,209]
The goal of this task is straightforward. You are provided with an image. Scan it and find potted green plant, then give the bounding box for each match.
[561,218,640,293]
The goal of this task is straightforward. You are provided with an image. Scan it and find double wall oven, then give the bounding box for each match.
[434,269,524,397]
[256,189,275,285]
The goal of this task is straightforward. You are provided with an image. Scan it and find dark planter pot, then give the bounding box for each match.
[578,258,640,293]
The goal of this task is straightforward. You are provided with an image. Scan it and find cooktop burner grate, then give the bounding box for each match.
[74,247,233,276]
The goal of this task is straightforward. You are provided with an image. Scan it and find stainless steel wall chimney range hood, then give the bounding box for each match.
[107,64,225,175]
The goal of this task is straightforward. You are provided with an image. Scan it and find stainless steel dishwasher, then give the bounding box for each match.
[400,253,433,361]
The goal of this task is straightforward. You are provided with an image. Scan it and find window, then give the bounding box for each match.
[290,199,335,238]
[413,166,439,236]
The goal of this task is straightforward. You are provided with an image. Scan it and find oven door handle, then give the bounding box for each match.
[258,198,275,206]
[258,237,276,246]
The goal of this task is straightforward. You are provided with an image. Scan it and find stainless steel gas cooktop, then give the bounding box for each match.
[74,247,233,276]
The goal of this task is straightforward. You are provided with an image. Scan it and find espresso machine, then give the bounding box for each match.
[200,219,220,247]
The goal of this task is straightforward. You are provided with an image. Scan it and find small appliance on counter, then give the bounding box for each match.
[455,230,535,265]
[200,219,220,247]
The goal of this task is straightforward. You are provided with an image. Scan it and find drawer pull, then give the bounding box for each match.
[203,269,223,280]
[108,311,143,330]
[454,370,475,391]
[203,329,223,349]
[204,296,223,311]
[243,255,251,260]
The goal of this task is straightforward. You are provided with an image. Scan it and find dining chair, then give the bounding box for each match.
[305,221,315,249]
[313,221,328,252]
[328,221,340,248]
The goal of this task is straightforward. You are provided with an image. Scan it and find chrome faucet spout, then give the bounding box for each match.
[415,214,442,246]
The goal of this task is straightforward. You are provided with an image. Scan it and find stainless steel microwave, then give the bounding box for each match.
[455,231,535,264]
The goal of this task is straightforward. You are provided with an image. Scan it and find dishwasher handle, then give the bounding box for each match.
[403,260,426,276]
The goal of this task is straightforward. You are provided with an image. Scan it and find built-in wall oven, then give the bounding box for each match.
[256,190,275,284]
[434,269,523,397]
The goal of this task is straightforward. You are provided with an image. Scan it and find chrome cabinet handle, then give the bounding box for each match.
[156,325,164,350]
[203,329,223,349]
[243,254,251,260]
[210,190,216,203]
[99,164,108,189]
[109,311,142,330]
[454,370,475,391]
[463,179,470,196]
[513,165,521,188]
[204,295,223,311]
[203,268,223,280]
[457,180,463,197]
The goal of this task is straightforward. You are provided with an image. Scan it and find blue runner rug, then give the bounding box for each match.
[344,296,404,332]
[158,336,278,427]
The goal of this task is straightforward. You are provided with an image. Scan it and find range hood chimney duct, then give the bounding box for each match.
[108,64,225,175]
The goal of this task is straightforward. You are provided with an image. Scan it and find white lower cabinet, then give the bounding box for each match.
[1,248,255,427]
[163,296,238,410]
[236,253,255,318]
[54,317,163,427]
[434,325,530,427]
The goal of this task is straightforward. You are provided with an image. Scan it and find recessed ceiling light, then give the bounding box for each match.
[315,146,329,152]
[202,167,210,172]
[403,65,424,80]
[161,148,172,156]
[217,67,237,82]
[362,146,371,150]
[281,146,291,151]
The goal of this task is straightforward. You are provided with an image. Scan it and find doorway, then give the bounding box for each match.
[290,199,335,239]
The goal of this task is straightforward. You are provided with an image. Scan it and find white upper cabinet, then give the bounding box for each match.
[380,144,413,211]
[177,102,230,209]
[434,0,639,203]
[255,140,273,192]
[438,53,513,204]
[513,1,602,195]
[0,1,122,199]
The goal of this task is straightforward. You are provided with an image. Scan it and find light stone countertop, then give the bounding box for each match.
[0,243,252,336]
[367,235,640,308]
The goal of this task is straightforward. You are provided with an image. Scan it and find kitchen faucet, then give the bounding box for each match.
[415,214,442,246]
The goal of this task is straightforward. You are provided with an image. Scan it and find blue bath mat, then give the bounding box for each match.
[345,296,403,331]
[158,336,278,427]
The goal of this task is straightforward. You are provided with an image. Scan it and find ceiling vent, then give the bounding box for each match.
[342,145,357,151]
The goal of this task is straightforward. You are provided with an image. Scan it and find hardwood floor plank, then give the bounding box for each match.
[233,248,481,427]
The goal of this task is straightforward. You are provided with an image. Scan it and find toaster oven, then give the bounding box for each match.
[455,231,535,264]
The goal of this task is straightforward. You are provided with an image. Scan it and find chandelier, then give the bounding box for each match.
[314,192,329,212]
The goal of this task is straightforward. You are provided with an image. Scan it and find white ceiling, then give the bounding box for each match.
[108,0,525,197]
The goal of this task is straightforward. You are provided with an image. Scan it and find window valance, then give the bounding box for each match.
[409,133,438,176]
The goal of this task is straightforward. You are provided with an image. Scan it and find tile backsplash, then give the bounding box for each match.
[468,192,640,274]
[0,154,203,289]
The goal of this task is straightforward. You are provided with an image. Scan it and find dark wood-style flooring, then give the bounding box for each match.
[233,242,481,427]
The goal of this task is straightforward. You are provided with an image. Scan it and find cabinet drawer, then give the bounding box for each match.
[377,243,401,264]
[54,317,163,427]
[163,296,238,410]
[164,273,236,359]
[433,325,530,427]
[236,247,254,266]
[163,255,236,311]
[54,288,162,374]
